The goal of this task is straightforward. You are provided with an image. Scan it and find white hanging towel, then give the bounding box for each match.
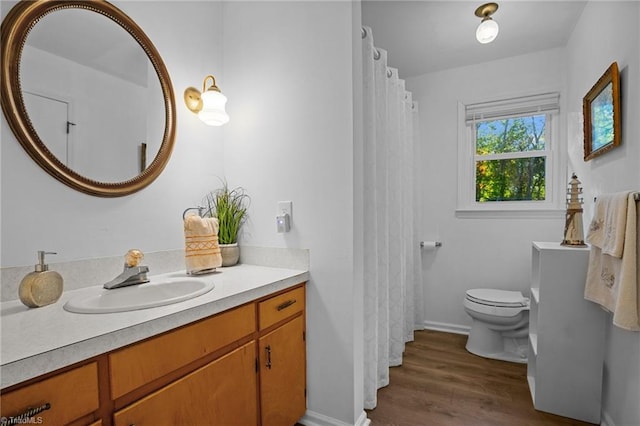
[584,191,640,331]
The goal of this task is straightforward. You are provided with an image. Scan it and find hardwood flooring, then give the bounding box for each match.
[365,330,596,426]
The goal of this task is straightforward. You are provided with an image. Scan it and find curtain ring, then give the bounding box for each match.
[361,27,367,39]
[387,68,393,78]
[373,49,381,60]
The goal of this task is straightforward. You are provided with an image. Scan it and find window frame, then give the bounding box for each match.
[456,92,565,218]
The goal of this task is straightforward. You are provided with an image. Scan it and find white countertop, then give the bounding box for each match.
[0,263,309,388]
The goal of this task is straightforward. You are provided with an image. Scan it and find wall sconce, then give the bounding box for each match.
[184,75,229,126]
[475,2,499,44]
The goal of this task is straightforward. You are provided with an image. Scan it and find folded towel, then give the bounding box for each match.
[585,192,639,331]
[586,191,629,257]
[184,214,222,274]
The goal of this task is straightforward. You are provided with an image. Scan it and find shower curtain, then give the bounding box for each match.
[361,26,423,410]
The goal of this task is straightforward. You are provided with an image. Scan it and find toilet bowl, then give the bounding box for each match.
[463,288,530,363]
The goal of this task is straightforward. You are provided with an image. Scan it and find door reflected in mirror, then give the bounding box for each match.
[20,7,164,183]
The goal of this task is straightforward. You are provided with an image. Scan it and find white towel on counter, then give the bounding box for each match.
[584,192,640,331]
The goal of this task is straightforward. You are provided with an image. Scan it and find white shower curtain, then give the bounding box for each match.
[361,26,423,410]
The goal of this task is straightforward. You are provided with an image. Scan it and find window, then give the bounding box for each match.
[457,92,564,217]
[475,115,547,202]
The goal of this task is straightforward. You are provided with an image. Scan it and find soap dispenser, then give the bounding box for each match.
[19,251,64,308]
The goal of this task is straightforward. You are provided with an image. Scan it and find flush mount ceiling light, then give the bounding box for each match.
[184,75,230,126]
[475,2,499,44]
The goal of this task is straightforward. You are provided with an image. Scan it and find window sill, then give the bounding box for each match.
[455,208,565,219]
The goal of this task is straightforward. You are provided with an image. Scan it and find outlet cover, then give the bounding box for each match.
[278,201,292,218]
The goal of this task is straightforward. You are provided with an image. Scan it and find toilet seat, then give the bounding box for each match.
[465,288,528,307]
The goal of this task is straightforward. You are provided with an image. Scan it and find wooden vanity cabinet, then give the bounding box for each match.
[109,303,256,400]
[0,362,100,426]
[1,282,306,426]
[113,341,258,426]
[258,286,306,426]
[110,283,306,426]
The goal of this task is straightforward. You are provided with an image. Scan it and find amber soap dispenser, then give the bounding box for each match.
[19,251,64,308]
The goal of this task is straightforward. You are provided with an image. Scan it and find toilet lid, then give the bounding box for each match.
[466,288,528,307]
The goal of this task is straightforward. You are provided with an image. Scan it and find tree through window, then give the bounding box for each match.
[474,114,547,202]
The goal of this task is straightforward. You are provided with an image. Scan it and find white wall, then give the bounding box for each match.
[221,2,363,423]
[408,48,566,331]
[564,2,640,425]
[1,1,226,268]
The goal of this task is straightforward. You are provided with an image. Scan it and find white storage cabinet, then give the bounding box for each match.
[528,242,606,424]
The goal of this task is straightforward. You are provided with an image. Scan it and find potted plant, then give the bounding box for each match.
[204,181,250,266]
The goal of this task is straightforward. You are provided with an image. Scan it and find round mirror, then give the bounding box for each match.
[1,0,176,197]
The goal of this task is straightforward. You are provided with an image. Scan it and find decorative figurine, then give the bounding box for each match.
[561,173,587,247]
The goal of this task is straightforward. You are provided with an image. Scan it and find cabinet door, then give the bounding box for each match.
[110,303,255,399]
[1,362,99,426]
[114,341,257,426]
[259,315,306,426]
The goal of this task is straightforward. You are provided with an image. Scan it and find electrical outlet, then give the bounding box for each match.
[276,201,292,233]
[278,201,292,218]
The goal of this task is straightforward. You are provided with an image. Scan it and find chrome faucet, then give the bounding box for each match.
[103,249,150,290]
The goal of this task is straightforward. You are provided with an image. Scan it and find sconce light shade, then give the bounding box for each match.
[199,89,229,126]
[184,74,229,126]
[475,3,499,44]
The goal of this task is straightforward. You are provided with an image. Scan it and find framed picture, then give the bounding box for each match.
[583,62,621,161]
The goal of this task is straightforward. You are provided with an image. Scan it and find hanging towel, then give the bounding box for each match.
[586,191,628,257]
[184,214,222,274]
[585,192,640,331]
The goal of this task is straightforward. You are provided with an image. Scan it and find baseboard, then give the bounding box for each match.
[300,410,370,426]
[423,320,470,335]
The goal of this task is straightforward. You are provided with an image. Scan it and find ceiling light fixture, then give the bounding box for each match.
[475,2,499,44]
[184,75,230,126]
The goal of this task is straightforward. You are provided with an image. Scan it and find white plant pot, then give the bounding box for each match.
[219,243,240,266]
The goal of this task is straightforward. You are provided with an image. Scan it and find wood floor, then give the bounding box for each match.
[365,330,597,426]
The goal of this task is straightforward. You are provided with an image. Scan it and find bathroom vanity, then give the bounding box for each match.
[0,264,308,426]
[528,242,605,424]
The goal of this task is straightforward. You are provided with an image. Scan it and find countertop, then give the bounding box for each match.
[532,241,591,251]
[0,263,309,388]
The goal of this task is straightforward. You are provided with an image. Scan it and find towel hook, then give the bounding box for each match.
[182,206,204,220]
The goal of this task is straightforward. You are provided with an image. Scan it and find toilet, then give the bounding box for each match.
[463,288,530,363]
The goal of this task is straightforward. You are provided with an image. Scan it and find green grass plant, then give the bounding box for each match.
[204,181,250,244]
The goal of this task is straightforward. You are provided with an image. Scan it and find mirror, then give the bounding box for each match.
[1,0,176,197]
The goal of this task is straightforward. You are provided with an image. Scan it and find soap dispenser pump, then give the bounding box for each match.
[19,251,64,308]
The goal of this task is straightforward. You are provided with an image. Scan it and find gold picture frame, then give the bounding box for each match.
[583,62,621,161]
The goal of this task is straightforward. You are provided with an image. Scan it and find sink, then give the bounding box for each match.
[63,272,215,314]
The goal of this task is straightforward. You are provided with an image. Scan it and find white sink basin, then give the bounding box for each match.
[63,272,215,314]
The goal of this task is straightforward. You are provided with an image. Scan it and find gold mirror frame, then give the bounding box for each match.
[1,0,176,197]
